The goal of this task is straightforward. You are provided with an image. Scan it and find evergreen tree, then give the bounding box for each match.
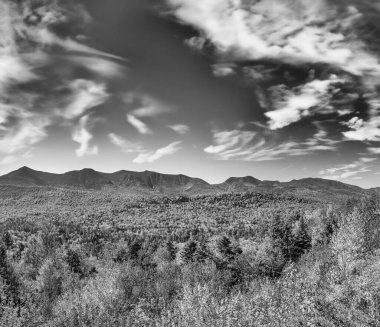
[179,241,197,264]
[129,241,141,261]
[165,240,177,262]
[2,231,13,249]
[289,216,312,261]
[66,248,82,275]
[194,242,210,263]
[216,236,235,262]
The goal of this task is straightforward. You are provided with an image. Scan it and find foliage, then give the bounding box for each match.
[0,188,379,326]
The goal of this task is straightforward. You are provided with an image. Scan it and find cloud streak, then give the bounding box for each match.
[72,115,98,157]
[168,124,190,134]
[319,157,377,181]
[0,0,124,157]
[126,114,152,135]
[133,141,182,164]
[204,126,338,161]
[108,133,143,153]
[109,133,182,164]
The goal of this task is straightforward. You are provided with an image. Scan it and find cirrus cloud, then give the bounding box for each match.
[319,157,377,181]
[72,115,99,157]
[204,125,338,161]
[109,132,182,164]
[0,0,125,158]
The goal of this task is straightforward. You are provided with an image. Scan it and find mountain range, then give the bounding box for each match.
[0,166,378,201]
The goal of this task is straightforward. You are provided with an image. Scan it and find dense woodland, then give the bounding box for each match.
[0,186,380,326]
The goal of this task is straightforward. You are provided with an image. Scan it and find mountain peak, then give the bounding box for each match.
[224,176,261,184]
[18,166,33,172]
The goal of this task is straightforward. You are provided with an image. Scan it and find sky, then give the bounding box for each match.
[0,0,379,188]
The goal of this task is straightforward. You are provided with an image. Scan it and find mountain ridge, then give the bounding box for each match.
[0,166,377,200]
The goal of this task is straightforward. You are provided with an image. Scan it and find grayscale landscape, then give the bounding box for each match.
[0,0,380,326]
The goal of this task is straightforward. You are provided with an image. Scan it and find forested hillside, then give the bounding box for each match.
[0,186,379,326]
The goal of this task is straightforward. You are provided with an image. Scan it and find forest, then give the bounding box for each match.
[0,187,379,326]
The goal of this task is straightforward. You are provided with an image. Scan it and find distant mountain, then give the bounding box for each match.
[0,167,215,195]
[0,166,375,200]
[217,176,261,193]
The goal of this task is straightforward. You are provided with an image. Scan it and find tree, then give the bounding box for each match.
[2,231,13,249]
[179,241,197,264]
[194,242,210,263]
[36,257,63,317]
[216,236,241,263]
[165,240,177,262]
[114,247,129,263]
[289,216,312,261]
[0,244,20,306]
[129,241,141,261]
[66,248,82,275]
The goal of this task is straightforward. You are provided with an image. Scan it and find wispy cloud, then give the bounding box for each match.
[168,0,380,139]
[127,94,173,117]
[168,124,190,134]
[212,64,236,77]
[109,133,181,163]
[126,114,152,135]
[59,80,109,120]
[0,105,49,154]
[0,0,124,157]
[168,0,380,76]
[122,93,174,134]
[319,157,377,181]
[108,133,143,153]
[368,147,380,155]
[204,126,338,161]
[68,55,127,79]
[265,75,344,130]
[72,115,98,157]
[133,141,182,164]
[204,130,257,159]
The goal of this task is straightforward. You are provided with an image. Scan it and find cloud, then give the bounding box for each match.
[133,141,182,164]
[343,116,380,141]
[184,36,207,51]
[0,106,49,154]
[72,115,98,157]
[204,130,257,159]
[108,132,181,163]
[204,126,338,161]
[32,28,122,60]
[68,55,126,78]
[167,0,380,76]
[0,78,109,155]
[133,95,172,117]
[0,0,124,157]
[212,64,236,77]
[265,75,344,129]
[168,124,190,134]
[126,114,152,135]
[319,157,377,181]
[108,133,143,153]
[368,147,380,155]
[167,0,380,138]
[59,80,109,120]
[123,93,173,118]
